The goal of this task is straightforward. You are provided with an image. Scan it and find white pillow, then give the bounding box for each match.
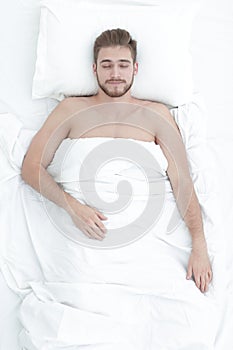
[32,0,201,106]
[0,0,52,128]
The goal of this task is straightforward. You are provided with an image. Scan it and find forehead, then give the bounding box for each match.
[97,46,133,63]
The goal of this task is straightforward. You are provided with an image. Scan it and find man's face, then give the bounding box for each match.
[93,46,138,98]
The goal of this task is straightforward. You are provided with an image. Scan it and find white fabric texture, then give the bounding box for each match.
[0,0,51,128]
[1,0,233,348]
[32,0,201,105]
[0,96,226,349]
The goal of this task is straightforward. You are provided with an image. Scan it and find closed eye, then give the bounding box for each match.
[101,64,129,69]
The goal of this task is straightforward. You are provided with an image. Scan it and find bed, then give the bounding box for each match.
[0,0,233,349]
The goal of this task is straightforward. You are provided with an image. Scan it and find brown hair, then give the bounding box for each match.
[93,28,137,64]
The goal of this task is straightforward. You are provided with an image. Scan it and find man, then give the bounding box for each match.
[21,28,212,293]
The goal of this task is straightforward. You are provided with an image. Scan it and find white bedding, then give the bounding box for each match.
[1,0,233,349]
[0,100,228,349]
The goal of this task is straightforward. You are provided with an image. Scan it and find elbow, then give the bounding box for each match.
[21,159,31,183]
[21,158,40,185]
[177,178,194,196]
[21,158,28,182]
[169,171,194,195]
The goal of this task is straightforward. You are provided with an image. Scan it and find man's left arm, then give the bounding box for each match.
[152,103,212,293]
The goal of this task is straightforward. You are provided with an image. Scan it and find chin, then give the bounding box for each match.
[108,92,127,98]
[108,87,129,96]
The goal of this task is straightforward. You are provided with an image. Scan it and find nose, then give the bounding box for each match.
[110,65,120,79]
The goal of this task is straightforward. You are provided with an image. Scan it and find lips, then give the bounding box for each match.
[106,80,125,84]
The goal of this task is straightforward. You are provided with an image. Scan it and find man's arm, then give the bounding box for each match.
[152,103,212,293]
[21,98,75,212]
[153,104,206,247]
[21,98,107,240]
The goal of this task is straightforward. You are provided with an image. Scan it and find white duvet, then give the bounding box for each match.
[0,97,227,350]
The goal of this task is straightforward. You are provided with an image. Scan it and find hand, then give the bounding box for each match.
[186,243,213,293]
[66,197,108,240]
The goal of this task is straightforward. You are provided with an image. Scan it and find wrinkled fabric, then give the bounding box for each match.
[0,99,226,349]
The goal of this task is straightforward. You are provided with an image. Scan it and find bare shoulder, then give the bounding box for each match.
[56,96,91,115]
[44,96,92,129]
[146,101,175,122]
[134,98,173,120]
[145,101,181,135]
[31,97,91,142]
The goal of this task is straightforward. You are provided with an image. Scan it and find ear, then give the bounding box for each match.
[134,62,138,75]
[93,63,97,75]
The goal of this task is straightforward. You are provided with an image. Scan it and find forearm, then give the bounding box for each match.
[21,162,81,215]
[173,180,207,249]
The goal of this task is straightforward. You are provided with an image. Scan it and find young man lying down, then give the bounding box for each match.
[21,28,212,294]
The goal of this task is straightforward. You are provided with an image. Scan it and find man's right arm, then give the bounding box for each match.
[21,98,107,240]
[21,98,75,212]
[22,149,77,214]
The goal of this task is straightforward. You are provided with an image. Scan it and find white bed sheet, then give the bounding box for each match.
[0,104,227,350]
[0,0,233,349]
[191,6,233,348]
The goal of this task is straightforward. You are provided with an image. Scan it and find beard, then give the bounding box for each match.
[96,73,134,98]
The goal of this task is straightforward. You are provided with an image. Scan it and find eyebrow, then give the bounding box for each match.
[100,59,131,64]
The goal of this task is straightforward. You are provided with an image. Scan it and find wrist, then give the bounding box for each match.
[192,236,207,251]
[62,191,83,215]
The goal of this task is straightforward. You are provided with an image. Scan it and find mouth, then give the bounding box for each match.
[106,81,125,85]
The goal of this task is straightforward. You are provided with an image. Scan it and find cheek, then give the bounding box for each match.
[125,69,134,78]
[99,69,110,77]
[97,71,108,82]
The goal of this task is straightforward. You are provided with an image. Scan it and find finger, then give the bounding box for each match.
[96,211,108,220]
[89,225,105,240]
[204,271,212,292]
[194,273,201,289]
[200,274,206,293]
[83,229,92,239]
[86,216,106,237]
[96,220,107,233]
[208,270,213,282]
[186,265,193,280]
[94,214,107,233]
[87,228,102,240]
[204,279,209,293]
